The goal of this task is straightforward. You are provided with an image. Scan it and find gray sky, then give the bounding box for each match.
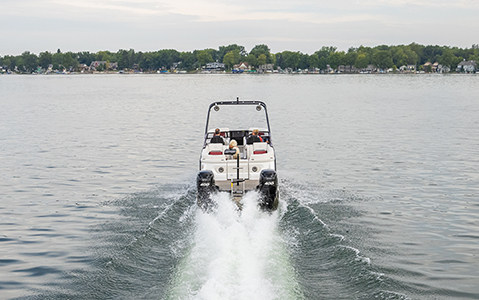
[1,0,478,55]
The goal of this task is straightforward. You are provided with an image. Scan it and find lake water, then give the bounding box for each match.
[1,74,478,299]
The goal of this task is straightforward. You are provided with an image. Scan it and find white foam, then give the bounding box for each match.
[329,233,345,241]
[299,202,328,228]
[340,245,371,265]
[168,192,302,299]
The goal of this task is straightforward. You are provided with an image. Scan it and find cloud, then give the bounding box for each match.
[0,0,478,54]
[5,0,479,23]
[46,0,169,19]
[359,0,479,8]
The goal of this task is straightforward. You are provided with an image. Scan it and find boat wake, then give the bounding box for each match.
[167,191,303,299]
[36,180,407,299]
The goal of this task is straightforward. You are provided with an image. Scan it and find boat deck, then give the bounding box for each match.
[216,180,258,192]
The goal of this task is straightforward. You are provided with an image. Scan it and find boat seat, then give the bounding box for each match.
[205,143,225,156]
[252,142,268,155]
[246,142,268,159]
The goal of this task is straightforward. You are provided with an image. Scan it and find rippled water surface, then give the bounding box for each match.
[1,74,478,299]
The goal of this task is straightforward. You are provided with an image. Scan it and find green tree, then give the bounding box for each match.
[250,44,269,57]
[118,49,135,69]
[469,50,479,64]
[179,51,196,70]
[298,53,309,70]
[315,46,336,58]
[354,53,369,69]
[52,51,63,70]
[218,44,246,62]
[62,52,78,70]
[328,51,346,69]
[15,56,25,72]
[277,51,301,69]
[245,54,257,67]
[407,43,424,64]
[250,44,273,64]
[138,51,153,70]
[77,51,95,66]
[392,47,408,67]
[345,50,357,66]
[451,56,464,71]
[257,53,267,66]
[422,45,442,63]
[314,46,337,70]
[372,50,393,70]
[96,51,113,62]
[21,51,38,72]
[152,49,180,70]
[2,55,15,71]
[223,50,240,70]
[196,50,214,67]
[39,51,53,69]
[404,47,419,65]
[438,48,455,67]
[308,55,320,69]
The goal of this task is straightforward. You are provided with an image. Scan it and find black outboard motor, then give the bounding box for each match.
[257,169,279,210]
[196,170,218,210]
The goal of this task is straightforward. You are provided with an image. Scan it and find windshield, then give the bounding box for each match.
[206,104,269,132]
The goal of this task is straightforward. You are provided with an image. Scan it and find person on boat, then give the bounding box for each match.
[228,139,240,159]
[210,128,226,144]
[246,129,263,144]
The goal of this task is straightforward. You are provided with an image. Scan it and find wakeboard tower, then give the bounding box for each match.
[197,98,279,211]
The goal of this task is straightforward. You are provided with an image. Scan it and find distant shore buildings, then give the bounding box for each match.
[1,59,477,75]
[456,60,477,73]
[1,44,478,75]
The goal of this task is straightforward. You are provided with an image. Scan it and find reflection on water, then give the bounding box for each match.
[0,74,478,299]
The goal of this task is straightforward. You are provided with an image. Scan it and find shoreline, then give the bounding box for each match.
[1,71,477,76]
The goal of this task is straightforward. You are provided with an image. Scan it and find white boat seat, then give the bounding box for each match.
[206,143,225,156]
[252,142,268,155]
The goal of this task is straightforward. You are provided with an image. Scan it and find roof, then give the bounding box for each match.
[458,60,477,66]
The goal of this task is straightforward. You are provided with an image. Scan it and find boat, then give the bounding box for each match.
[196,98,279,211]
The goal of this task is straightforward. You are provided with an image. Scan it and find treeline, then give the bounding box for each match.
[1,43,479,73]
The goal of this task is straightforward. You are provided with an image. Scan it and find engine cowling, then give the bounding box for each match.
[257,169,279,210]
[196,170,217,210]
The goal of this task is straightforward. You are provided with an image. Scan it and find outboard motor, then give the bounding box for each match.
[257,169,279,210]
[196,170,217,210]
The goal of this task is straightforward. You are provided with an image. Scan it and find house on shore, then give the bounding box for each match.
[456,60,477,73]
[90,61,118,71]
[78,64,89,73]
[232,62,251,73]
[399,65,416,73]
[90,61,106,71]
[359,65,376,74]
[257,64,274,73]
[436,64,450,73]
[423,61,446,73]
[423,62,433,72]
[337,65,359,73]
[205,62,225,71]
[420,62,452,73]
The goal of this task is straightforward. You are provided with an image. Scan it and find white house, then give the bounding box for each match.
[456,60,477,73]
[205,62,225,71]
